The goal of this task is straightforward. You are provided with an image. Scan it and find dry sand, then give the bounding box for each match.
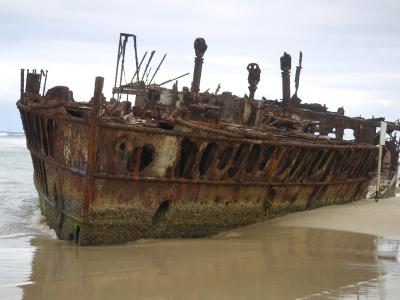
[271,197,400,238]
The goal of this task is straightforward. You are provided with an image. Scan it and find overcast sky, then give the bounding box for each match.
[1,0,399,131]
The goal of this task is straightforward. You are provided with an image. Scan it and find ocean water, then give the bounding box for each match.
[0,132,53,237]
[0,132,55,300]
[1,132,400,300]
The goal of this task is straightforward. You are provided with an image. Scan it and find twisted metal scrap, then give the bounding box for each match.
[247,63,261,100]
[194,38,208,58]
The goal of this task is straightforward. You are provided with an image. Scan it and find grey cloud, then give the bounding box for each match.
[1,0,400,131]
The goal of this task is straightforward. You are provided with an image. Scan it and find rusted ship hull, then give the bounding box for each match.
[17,100,376,245]
[17,34,399,245]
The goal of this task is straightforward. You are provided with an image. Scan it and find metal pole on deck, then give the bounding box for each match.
[93,76,104,117]
[280,52,292,113]
[376,121,387,202]
[20,69,25,98]
[42,70,48,96]
[191,38,207,93]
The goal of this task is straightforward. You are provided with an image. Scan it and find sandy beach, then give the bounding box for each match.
[14,197,400,300]
[272,196,400,238]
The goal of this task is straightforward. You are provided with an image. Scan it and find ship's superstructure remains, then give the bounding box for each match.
[17,34,399,245]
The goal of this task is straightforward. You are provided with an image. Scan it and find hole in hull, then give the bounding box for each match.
[246,144,261,173]
[158,121,174,130]
[140,144,155,171]
[259,146,275,171]
[74,225,80,244]
[176,138,199,178]
[153,200,170,225]
[218,146,233,170]
[199,143,218,176]
[228,144,249,178]
[127,144,155,173]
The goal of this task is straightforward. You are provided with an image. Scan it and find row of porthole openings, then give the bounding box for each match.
[120,137,368,181]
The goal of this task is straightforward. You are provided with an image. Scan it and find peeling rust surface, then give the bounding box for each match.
[16,35,400,245]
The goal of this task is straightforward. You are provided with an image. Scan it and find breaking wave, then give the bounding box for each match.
[0,131,25,137]
[28,208,57,238]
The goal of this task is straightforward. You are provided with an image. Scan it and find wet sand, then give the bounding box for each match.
[17,225,400,300]
[0,198,398,299]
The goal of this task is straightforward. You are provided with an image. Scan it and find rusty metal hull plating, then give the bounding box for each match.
[17,100,377,245]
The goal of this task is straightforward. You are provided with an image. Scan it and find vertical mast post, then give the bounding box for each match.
[20,69,25,98]
[280,52,292,112]
[133,35,139,81]
[113,35,122,98]
[191,38,207,94]
[376,121,387,201]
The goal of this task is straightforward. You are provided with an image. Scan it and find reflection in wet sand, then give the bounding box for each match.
[19,223,400,300]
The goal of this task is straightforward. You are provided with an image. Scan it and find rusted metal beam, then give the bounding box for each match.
[133,35,139,82]
[84,76,104,213]
[141,50,155,82]
[280,52,291,112]
[149,53,167,85]
[20,69,25,98]
[293,51,303,100]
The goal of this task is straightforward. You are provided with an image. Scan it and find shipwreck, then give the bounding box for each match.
[17,34,400,245]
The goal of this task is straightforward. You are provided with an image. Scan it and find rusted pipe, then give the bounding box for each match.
[93,76,104,117]
[20,69,25,98]
[280,52,291,111]
[191,38,207,93]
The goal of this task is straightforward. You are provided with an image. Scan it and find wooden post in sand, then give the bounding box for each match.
[375,121,387,202]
